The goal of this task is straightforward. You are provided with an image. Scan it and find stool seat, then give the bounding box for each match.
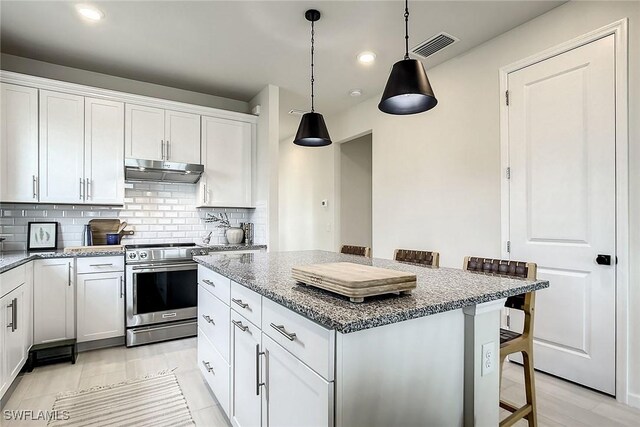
[500,328,522,345]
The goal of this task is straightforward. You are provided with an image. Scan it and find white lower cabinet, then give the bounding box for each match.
[230,311,262,427]
[77,271,124,342]
[262,334,333,427]
[198,330,230,416]
[33,258,75,344]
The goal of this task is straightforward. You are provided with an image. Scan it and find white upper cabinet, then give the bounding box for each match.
[39,90,85,203]
[165,110,200,164]
[0,83,39,203]
[85,98,125,205]
[126,104,200,164]
[200,116,253,208]
[125,104,165,161]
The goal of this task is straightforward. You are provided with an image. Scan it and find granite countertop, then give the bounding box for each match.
[0,249,125,273]
[197,243,267,252]
[194,250,549,334]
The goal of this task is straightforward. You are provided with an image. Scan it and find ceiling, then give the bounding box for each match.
[0,1,564,139]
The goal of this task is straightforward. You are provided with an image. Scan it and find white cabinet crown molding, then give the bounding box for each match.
[0,71,258,125]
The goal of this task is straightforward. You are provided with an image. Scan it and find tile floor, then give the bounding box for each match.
[3,337,640,426]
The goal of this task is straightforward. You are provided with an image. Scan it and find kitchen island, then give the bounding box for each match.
[194,250,549,427]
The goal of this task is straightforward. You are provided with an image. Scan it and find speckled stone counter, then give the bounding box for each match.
[0,249,124,274]
[197,243,267,252]
[194,250,549,334]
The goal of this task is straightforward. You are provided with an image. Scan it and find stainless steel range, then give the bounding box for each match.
[125,243,209,346]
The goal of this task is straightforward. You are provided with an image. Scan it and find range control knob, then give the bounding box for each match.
[128,252,137,260]
[200,249,207,255]
[139,252,148,259]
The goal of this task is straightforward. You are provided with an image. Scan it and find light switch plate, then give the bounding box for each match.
[481,341,496,376]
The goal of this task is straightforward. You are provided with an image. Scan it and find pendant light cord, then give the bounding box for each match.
[310,19,315,112]
[404,0,410,60]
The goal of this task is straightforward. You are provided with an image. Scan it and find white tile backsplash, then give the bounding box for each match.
[0,182,265,251]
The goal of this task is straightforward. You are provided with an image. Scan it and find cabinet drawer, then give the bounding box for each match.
[198,285,230,362]
[230,281,261,327]
[76,256,124,274]
[1,263,26,297]
[262,298,335,381]
[198,330,230,416]
[198,266,230,305]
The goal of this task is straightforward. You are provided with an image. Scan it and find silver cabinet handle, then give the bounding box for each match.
[232,298,249,309]
[203,182,207,204]
[232,319,248,332]
[79,178,84,200]
[202,314,215,324]
[86,179,91,200]
[32,175,37,199]
[161,140,165,160]
[6,298,17,332]
[202,279,215,287]
[120,276,124,298]
[202,360,214,374]
[166,140,170,160]
[68,263,72,287]
[270,323,297,341]
[256,344,265,396]
[89,263,114,267]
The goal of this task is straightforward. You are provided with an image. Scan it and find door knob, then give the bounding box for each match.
[596,254,612,266]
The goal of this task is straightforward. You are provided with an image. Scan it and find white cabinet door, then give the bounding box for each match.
[165,110,200,164]
[262,334,332,427]
[230,312,261,427]
[201,116,253,207]
[2,285,28,387]
[39,90,85,203]
[77,272,124,343]
[33,259,75,344]
[0,83,39,203]
[85,98,124,205]
[125,104,164,161]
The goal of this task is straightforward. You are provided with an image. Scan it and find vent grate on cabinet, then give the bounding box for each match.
[411,32,458,58]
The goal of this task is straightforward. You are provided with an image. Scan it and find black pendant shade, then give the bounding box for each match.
[293,112,332,147]
[378,59,438,115]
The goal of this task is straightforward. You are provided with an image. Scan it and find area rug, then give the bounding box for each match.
[48,370,195,427]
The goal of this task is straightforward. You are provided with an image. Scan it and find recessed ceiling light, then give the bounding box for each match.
[357,51,376,65]
[349,89,363,97]
[76,4,104,21]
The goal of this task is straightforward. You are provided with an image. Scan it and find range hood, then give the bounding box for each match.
[124,158,204,183]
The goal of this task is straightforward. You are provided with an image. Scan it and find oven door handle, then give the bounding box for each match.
[130,263,197,273]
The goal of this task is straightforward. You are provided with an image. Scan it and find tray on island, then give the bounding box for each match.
[292,262,417,303]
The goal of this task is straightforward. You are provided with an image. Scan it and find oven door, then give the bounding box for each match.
[126,262,198,327]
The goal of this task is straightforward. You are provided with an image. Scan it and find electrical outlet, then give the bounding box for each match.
[481,342,496,376]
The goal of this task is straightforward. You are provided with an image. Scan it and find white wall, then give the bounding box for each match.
[250,85,280,250]
[283,1,640,405]
[0,53,250,113]
[340,134,372,249]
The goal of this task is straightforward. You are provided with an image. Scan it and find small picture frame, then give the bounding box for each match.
[27,221,58,251]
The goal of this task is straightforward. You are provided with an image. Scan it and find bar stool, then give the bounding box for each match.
[394,249,440,267]
[463,256,538,427]
[340,245,371,258]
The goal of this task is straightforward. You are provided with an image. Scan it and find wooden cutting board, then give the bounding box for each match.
[89,219,133,245]
[292,262,417,303]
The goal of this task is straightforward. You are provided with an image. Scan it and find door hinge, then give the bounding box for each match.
[505,90,509,106]
[506,167,511,180]
[506,241,511,253]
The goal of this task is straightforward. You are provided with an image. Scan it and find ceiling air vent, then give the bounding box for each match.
[411,32,458,59]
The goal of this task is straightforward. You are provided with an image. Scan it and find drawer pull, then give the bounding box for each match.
[232,298,249,309]
[232,319,248,332]
[89,263,114,267]
[202,360,215,374]
[270,323,297,341]
[202,314,215,325]
[202,279,215,287]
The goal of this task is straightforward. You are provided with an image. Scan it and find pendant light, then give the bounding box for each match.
[293,9,332,147]
[378,0,438,115]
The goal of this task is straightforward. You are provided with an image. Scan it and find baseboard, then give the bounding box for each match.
[627,392,640,409]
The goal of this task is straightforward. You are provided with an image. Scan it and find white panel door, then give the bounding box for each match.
[507,35,615,394]
[201,116,252,207]
[85,98,124,205]
[76,272,124,342]
[2,285,27,384]
[0,83,39,202]
[231,312,261,427]
[262,334,332,427]
[165,110,200,164]
[39,90,85,203]
[33,259,75,344]
[125,104,164,161]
